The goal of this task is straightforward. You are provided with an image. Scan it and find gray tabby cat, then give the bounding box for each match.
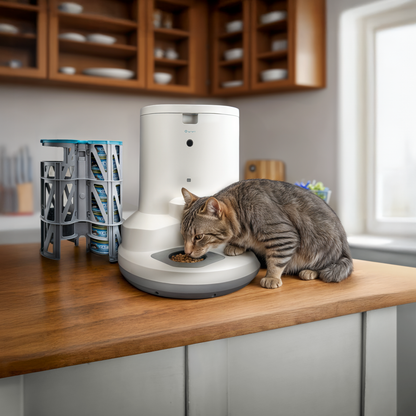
[181,179,353,289]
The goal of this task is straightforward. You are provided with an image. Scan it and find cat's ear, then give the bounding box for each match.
[182,188,199,208]
[205,197,222,218]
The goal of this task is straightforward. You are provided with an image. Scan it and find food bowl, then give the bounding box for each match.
[226,20,243,33]
[271,39,288,51]
[260,68,288,82]
[221,80,243,88]
[59,66,76,75]
[224,48,243,61]
[86,34,116,44]
[58,2,83,13]
[154,72,172,84]
[260,11,287,24]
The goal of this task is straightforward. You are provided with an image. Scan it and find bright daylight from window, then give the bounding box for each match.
[375,23,416,221]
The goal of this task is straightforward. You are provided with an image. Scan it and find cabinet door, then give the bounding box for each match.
[48,0,146,89]
[250,0,325,92]
[146,0,208,95]
[211,0,250,96]
[0,0,47,79]
[24,347,186,416]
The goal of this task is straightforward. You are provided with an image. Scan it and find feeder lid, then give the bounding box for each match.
[41,139,123,145]
[140,104,239,117]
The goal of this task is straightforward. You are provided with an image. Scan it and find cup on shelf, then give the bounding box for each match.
[226,20,243,33]
[224,48,243,61]
[154,9,163,28]
[260,11,287,24]
[260,68,288,82]
[165,48,178,60]
[59,66,76,75]
[154,47,164,58]
[154,72,172,85]
[58,2,83,14]
[162,12,173,29]
[271,39,288,52]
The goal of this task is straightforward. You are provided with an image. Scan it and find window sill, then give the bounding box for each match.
[348,234,416,255]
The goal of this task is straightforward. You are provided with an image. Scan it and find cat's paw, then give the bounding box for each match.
[299,270,319,281]
[224,244,246,256]
[260,276,283,289]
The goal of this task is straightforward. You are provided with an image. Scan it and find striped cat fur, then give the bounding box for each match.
[181,179,353,289]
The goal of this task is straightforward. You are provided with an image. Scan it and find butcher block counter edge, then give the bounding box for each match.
[0,240,415,378]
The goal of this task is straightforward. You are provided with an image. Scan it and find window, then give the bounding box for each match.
[339,1,416,237]
[371,23,416,232]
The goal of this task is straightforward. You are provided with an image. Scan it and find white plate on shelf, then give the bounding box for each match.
[0,24,19,34]
[82,68,135,79]
[221,80,243,88]
[86,34,116,44]
[59,33,86,42]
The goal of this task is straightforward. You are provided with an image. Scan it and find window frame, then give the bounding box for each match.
[338,0,416,237]
[366,7,416,235]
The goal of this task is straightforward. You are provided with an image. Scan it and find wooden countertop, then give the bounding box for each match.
[1,240,416,379]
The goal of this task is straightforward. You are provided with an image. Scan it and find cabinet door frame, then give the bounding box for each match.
[211,0,251,96]
[250,0,326,92]
[48,0,146,89]
[0,0,47,79]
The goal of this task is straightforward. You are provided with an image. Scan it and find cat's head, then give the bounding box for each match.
[180,188,233,258]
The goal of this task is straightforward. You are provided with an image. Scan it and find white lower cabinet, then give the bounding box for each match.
[0,308,400,416]
[24,347,186,416]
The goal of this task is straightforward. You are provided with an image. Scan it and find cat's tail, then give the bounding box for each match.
[318,250,353,283]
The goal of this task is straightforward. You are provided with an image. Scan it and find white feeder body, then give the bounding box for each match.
[118,104,260,299]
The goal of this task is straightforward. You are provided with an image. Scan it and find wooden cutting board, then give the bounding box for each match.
[244,160,286,181]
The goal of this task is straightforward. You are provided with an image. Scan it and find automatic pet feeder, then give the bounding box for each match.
[118,104,260,299]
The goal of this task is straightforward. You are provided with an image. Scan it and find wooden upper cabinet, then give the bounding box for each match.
[211,0,250,96]
[0,0,47,79]
[0,0,324,95]
[250,0,325,92]
[146,0,207,95]
[48,0,146,88]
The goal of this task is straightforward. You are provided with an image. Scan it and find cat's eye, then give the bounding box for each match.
[194,234,204,241]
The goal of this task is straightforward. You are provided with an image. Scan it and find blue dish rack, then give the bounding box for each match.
[40,139,122,262]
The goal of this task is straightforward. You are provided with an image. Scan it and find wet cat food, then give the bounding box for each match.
[170,253,204,263]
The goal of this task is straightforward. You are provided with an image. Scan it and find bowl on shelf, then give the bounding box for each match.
[58,33,86,42]
[226,20,243,33]
[271,39,288,52]
[86,34,117,45]
[224,48,243,61]
[0,23,19,34]
[82,68,135,79]
[154,72,172,84]
[221,80,243,88]
[260,68,288,82]
[58,2,83,14]
[59,66,76,75]
[260,11,287,25]
[8,60,22,68]
[165,48,179,60]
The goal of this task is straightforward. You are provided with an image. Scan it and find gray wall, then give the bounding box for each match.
[0,0,380,219]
